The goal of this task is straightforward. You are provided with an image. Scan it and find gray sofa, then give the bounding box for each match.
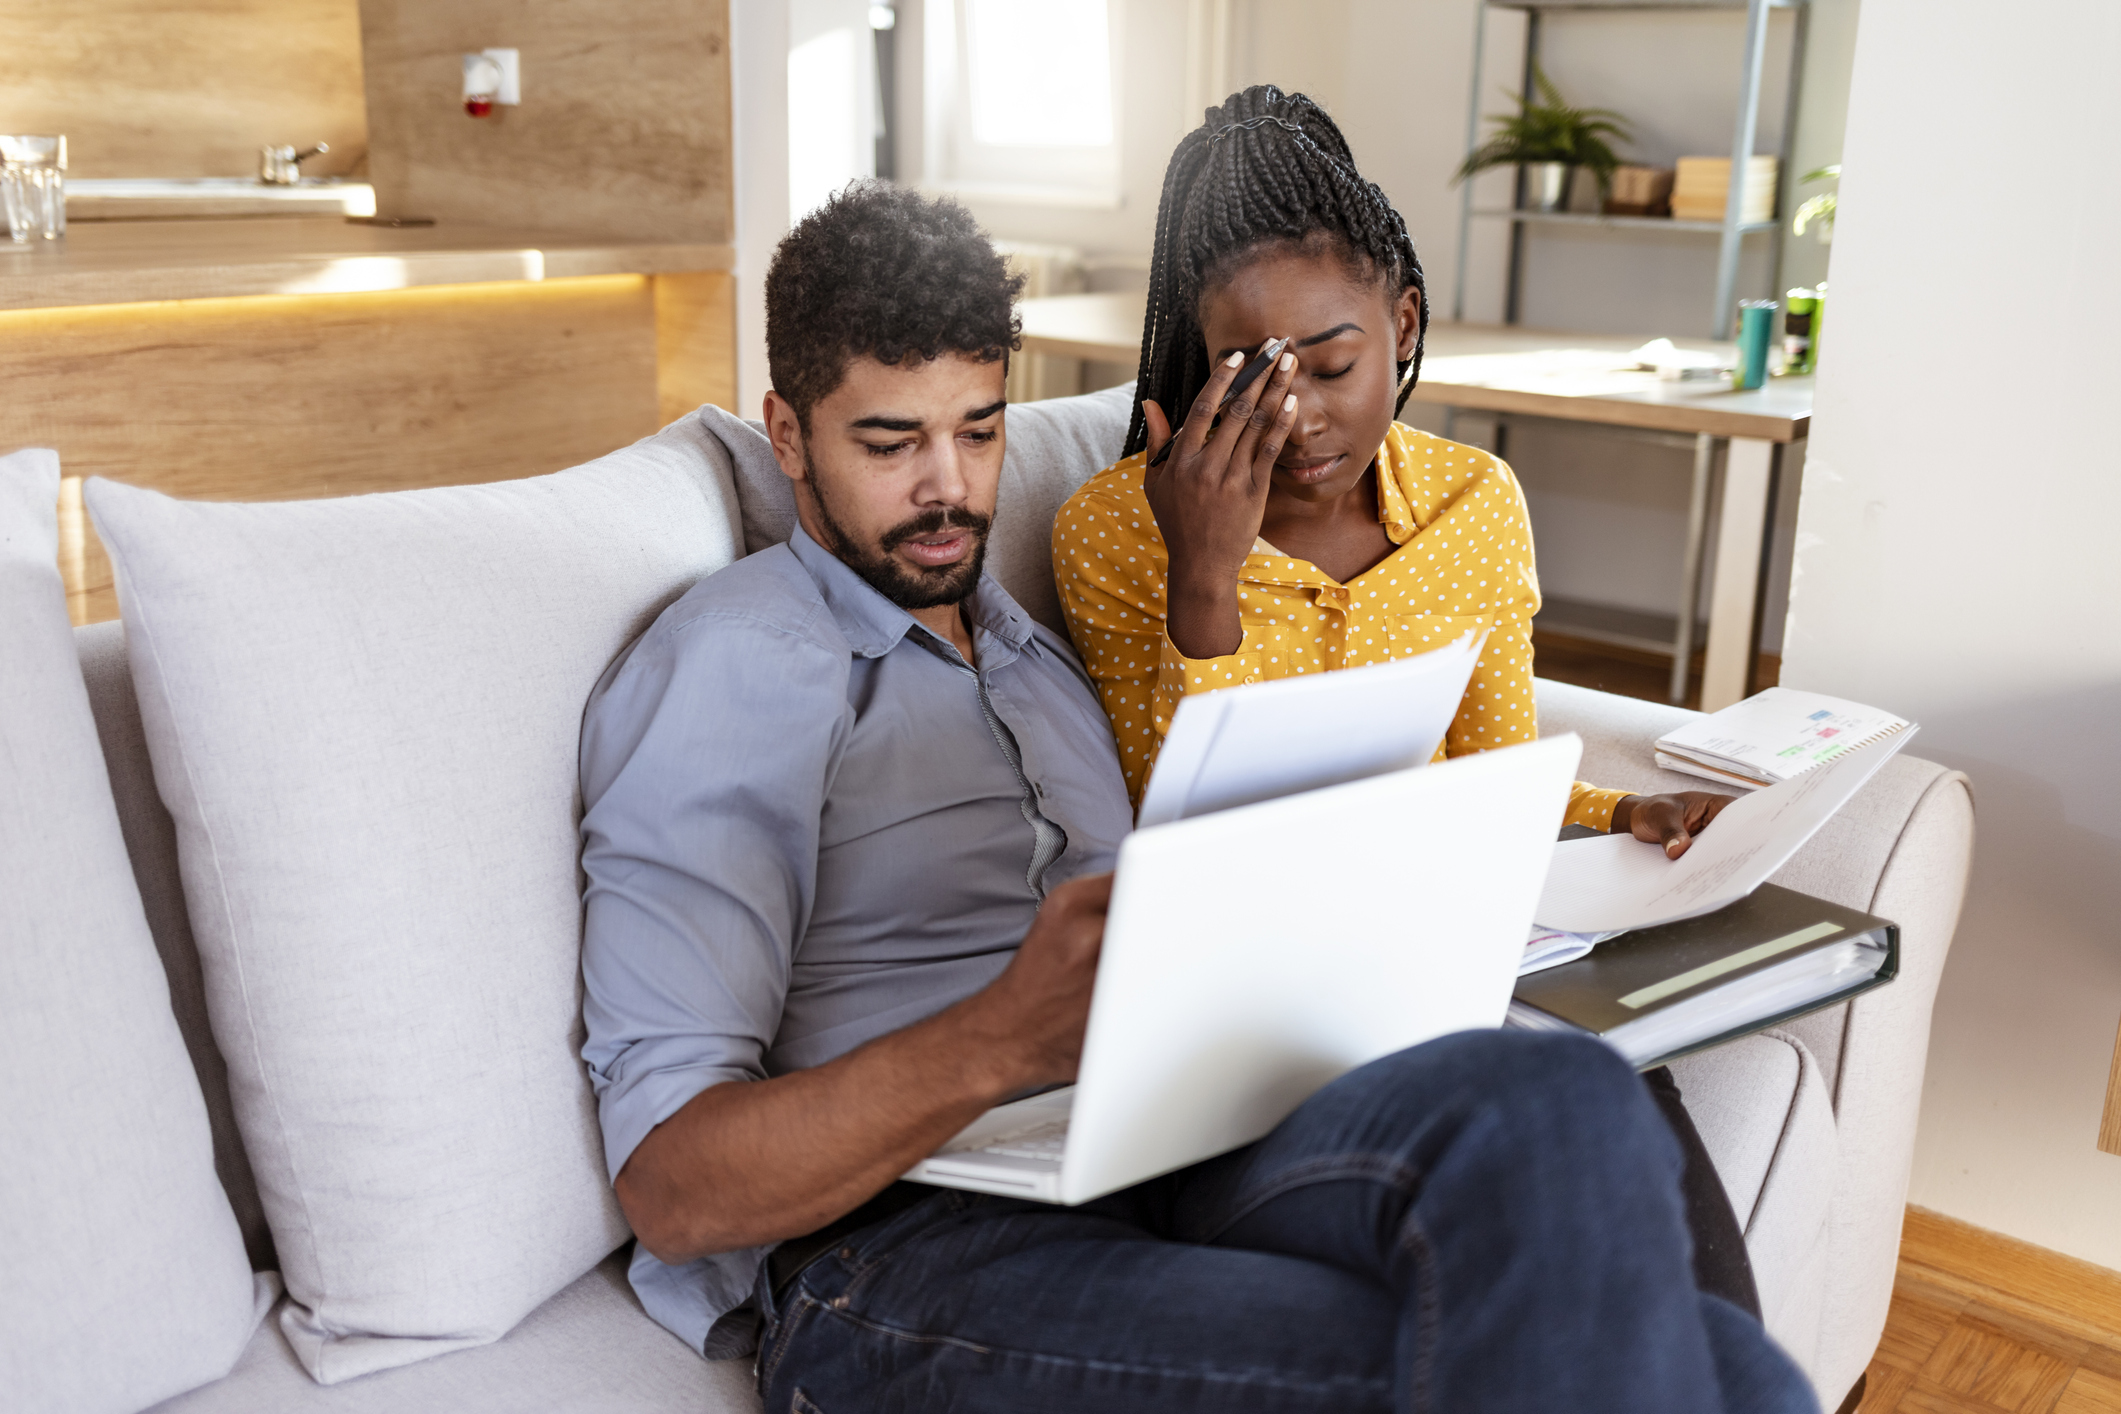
[3,386,1972,1413]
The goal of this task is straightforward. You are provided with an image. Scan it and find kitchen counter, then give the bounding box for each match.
[0,217,735,311]
[65,179,378,221]
[4,217,737,625]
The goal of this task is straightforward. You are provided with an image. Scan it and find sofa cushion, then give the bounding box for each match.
[0,449,271,1413]
[713,381,1135,634]
[144,1251,762,1414]
[85,418,745,1384]
[75,619,276,1272]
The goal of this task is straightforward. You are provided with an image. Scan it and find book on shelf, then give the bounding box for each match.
[1507,882,1897,1069]
[1671,155,1780,224]
[1656,686,1913,792]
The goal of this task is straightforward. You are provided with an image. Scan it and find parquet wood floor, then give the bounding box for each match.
[1856,1210,2121,1414]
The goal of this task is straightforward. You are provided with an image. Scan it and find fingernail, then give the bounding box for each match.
[1283,394,1297,411]
[1226,351,1245,367]
[1279,353,1295,372]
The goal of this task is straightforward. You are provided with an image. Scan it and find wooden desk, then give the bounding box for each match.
[1019,294,1812,712]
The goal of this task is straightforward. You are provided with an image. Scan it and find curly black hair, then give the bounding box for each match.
[1125,86,1428,457]
[766,181,1025,430]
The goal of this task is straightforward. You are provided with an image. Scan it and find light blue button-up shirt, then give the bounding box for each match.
[579,525,1133,1356]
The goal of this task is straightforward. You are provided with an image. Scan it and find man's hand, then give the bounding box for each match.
[614,873,1114,1263]
[1143,347,1301,660]
[1611,792,1735,859]
[955,872,1112,1094]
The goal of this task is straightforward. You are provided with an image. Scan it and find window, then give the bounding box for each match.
[922,0,1121,206]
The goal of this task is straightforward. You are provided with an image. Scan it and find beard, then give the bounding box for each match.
[804,458,993,610]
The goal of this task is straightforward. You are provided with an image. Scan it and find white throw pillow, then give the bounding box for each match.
[0,448,270,1413]
[86,420,744,1384]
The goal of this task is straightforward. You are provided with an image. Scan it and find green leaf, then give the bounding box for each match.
[1451,65,1637,185]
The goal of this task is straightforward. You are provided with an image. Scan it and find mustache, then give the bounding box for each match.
[879,506,992,553]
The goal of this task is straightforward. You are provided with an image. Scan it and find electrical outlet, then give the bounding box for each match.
[461,48,521,116]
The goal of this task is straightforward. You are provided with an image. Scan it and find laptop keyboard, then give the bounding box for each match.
[974,1119,1069,1160]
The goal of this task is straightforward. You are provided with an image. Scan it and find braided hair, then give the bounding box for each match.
[1125,86,1428,458]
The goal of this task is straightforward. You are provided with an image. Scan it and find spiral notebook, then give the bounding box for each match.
[1654,687,1911,791]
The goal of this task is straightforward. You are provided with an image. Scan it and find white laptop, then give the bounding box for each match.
[906,731,1583,1205]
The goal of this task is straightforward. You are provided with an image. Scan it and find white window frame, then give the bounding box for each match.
[919,0,1124,209]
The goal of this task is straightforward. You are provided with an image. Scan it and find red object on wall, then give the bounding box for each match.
[465,97,494,117]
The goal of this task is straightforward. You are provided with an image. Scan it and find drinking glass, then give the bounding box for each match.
[1,135,67,243]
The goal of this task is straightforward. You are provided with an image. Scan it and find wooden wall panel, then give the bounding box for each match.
[0,276,658,624]
[654,271,738,426]
[0,0,367,179]
[357,0,733,243]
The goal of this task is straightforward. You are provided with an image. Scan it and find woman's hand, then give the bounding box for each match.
[1142,346,1301,660]
[1611,792,1735,859]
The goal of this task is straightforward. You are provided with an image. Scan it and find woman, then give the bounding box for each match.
[1051,85,1754,1312]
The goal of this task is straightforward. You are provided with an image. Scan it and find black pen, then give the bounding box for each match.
[1148,337,1292,468]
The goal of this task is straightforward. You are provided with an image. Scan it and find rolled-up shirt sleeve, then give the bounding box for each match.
[578,611,846,1182]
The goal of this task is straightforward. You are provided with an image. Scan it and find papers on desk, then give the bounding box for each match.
[1417,347,1669,400]
[1628,337,1733,382]
[1135,629,1486,828]
[1533,727,1917,935]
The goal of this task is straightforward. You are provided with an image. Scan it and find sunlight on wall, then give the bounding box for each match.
[966,0,1113,147]
[788,19,870,222]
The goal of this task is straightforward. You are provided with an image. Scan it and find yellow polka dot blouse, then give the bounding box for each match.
[1050,421,1632,831]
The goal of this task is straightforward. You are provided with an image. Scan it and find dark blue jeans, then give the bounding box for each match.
[754,1030,1817,1414]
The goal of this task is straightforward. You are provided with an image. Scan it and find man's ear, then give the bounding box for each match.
[762,389,810,484]
[1394,286,1423,362]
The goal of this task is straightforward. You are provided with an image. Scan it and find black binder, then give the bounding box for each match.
[1508,882,1899,1070]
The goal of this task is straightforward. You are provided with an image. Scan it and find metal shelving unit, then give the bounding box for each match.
[1450,0,1809,338]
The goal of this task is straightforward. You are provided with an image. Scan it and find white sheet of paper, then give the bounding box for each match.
[1136,630,1487,828]
[1519,926,1618,976]
[1533,725,1919,933]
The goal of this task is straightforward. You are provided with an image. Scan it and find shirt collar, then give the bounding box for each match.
[1374,427,1416,545]
[786,522,1036,661]
[1239,425,1422,588]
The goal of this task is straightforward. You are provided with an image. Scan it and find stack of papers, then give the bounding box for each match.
[1521,926,1621,976]
[1657,687,1912,791]
[1136,628,1486,828]
[1534,725,1917,935]
[1628,338,1732,382]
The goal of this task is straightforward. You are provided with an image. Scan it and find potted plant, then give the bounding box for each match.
[1793,164,1840,243]
[1455,66,1632,213]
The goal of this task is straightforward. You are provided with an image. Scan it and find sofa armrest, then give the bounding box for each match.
[1535,678,1974,1397]
[1775,767,1973,1396]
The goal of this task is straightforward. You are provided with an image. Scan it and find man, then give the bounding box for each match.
[579,183,1815,1413]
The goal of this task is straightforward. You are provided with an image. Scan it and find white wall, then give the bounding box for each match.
[731,0,875,417]
[731,0,789,419]
[1781,0,2121,1265]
